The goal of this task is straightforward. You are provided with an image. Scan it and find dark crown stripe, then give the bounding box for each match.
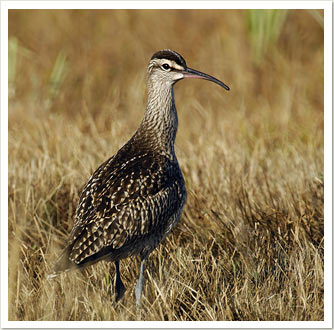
[151,49,186,68]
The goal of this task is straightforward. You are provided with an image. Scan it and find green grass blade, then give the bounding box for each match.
[47,50,68,108]
[9,37,18,98]
[308,9,324,28]
[247,9,289,64]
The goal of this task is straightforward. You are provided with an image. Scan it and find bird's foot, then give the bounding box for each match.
[115,279,126,302]
[135,260,145,307]
[135,279,143,307]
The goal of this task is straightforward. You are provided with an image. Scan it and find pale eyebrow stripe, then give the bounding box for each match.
[172,63,185,71]
[149,59,185,71]
[161,60,185,71]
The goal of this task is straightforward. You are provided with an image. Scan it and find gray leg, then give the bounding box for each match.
[135,259,145,306]
[115,261,126,302]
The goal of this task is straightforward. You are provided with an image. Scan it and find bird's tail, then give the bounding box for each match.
[47,244,78,280]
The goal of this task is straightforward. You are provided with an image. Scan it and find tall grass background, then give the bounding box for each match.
[8,9,324,321]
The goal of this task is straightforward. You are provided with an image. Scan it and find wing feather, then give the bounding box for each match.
[61,150,186,267]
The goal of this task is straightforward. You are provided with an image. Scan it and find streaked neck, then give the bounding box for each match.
[137,80,178,156]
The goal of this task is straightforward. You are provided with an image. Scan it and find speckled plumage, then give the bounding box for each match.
[58,142,186,269]
[50,49,229,305]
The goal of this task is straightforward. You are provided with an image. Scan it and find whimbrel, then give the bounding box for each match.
[49,49,229,305]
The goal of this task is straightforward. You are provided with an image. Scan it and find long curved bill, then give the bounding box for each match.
[183,67,230,91]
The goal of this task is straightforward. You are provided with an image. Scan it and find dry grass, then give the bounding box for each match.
[8,9,324,321]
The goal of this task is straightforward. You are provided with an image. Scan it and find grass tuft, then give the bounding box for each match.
[247,9,288,64]
[47,50,68,109]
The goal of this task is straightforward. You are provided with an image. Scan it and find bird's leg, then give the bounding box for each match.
[115,260,126,302]
[135,259,146,306]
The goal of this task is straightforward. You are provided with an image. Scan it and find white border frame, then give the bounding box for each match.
[1,1,332,329]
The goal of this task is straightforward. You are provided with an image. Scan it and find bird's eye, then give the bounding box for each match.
[162,63,171,71]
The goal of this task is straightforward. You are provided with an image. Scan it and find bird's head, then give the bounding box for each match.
[148,49,230,91]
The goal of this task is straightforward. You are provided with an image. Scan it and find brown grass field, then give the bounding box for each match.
[8,9,324,321]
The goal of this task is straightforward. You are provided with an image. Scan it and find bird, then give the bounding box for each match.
[48,49,230,306]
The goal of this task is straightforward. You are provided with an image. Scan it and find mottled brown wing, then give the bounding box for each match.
[63,151,186,267]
